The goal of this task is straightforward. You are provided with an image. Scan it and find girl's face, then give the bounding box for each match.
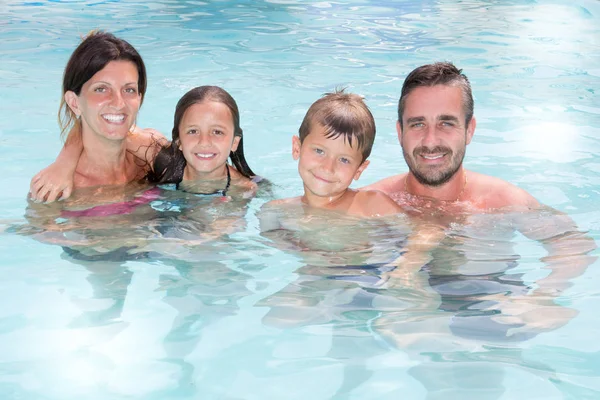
[66,60,141,143]
[178,100,240,180]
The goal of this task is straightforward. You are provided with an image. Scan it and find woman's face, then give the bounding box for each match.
[67,60,141,142]
[178,100,240,180]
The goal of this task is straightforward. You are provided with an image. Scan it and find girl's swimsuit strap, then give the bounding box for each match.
[176,164,231,196]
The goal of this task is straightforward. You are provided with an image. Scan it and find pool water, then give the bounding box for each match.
[1,0,600,399]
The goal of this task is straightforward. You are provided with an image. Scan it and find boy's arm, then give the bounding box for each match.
[29,135,82,203]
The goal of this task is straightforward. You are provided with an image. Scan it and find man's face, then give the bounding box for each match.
[398,84,475,186]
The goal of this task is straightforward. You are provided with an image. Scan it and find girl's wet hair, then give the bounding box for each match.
[148,85,257,184]
[59,30,147,143]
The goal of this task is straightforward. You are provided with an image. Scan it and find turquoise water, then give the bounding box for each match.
[1,0,600,399]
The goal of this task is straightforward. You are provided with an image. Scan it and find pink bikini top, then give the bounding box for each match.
[61,187,161,218]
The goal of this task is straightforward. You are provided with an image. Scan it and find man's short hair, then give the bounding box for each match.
[398,62,474,127]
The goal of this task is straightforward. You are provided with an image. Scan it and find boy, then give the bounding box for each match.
[267,90,402,218]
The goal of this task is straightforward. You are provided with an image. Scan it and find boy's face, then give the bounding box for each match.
[292,124,369,199]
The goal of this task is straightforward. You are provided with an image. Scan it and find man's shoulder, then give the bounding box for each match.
[468,171,539,209]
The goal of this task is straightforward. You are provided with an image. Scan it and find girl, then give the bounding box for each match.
[148,86,260,198]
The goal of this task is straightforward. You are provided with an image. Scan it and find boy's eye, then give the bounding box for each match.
[339,157,350,164]
[314,148,324,155]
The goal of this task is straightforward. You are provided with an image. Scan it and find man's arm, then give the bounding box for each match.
[517,207,597,293]
[486,207,598,338]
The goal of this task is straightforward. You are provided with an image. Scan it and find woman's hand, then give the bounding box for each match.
[29,162,74,202]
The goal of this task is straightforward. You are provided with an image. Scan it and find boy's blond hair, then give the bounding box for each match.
[298,89,376,162]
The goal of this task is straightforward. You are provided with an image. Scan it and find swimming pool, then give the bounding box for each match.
[1,0,599,398]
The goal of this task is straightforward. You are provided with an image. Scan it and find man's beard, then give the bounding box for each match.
[402,144,466,187]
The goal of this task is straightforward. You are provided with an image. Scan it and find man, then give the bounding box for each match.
[364,62,596,361]
[365,62,538,210]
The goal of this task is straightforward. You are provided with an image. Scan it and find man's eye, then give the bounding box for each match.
[441,121,455,127]
[411,122,424,128]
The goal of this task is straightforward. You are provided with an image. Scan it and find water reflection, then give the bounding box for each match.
[256,206,595,398]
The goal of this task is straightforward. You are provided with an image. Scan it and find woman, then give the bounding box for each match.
[29,30,166,202]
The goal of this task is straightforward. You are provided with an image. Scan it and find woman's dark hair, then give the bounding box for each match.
[148,86,256,184]
[59,30,147,143]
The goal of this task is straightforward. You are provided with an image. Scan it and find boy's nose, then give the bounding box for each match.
[322,156,336,173]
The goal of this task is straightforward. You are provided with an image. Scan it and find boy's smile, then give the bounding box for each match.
[293,125,369,205]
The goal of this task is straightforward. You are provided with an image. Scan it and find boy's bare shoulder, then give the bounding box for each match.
[361,174,407,196]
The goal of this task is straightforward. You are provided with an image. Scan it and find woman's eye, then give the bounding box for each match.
[187,129,197,135]
[124,87,138,94]
[94,86,107,93]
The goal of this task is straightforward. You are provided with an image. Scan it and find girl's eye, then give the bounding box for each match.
[213,129,224,136]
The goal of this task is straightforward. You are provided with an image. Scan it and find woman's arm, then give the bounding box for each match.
[29,135,82,202]
[29,127,169,202]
